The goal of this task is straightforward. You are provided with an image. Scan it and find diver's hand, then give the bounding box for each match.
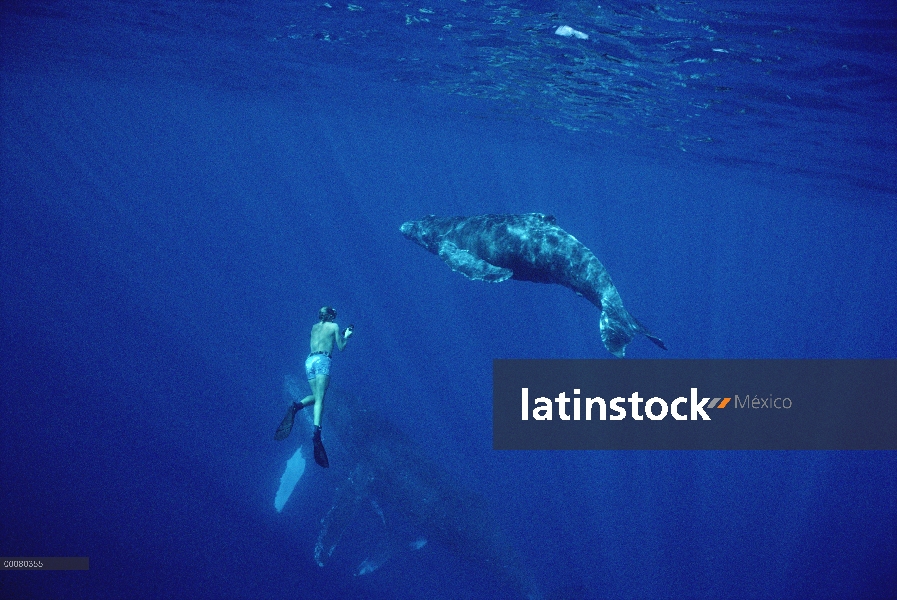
[343,325,354,339]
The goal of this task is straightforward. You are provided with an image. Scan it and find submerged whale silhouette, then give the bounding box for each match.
[281,381,541,599]
[400,213,666,357]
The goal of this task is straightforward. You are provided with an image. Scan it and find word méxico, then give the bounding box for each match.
[521,388,718,421]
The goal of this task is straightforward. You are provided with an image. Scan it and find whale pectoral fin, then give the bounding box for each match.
[437,241,512,283]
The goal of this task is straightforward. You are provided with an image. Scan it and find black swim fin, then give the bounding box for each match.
[274,402,302,441]
[313,426,330,468]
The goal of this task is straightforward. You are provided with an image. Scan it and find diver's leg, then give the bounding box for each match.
[310,375,329,427]
[273,383,316,441]
[311,374,330,468]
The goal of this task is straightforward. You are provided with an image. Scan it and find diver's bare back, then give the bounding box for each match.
[310,322,339,354]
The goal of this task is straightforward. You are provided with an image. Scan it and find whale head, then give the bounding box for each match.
[400,216,443,252]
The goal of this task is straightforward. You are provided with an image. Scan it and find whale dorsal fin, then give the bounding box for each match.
[437,241,512,283]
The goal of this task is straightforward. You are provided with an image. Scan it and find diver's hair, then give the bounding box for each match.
[319,306,337,322]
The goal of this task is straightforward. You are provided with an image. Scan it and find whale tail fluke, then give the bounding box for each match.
[643,329,667,351]
[600,304,666,357]
[599,309,634,358]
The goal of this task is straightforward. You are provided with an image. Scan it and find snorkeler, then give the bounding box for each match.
[274,306,353,468]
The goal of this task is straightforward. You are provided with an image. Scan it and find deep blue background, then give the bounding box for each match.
[2,1,896,598]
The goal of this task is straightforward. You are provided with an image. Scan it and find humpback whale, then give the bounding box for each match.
[282,379,542,599]
[400,213,666,357]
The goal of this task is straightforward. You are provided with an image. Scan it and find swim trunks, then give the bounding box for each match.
[305,353,332,380]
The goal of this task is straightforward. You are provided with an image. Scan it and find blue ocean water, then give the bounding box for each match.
[1,1,895,598]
